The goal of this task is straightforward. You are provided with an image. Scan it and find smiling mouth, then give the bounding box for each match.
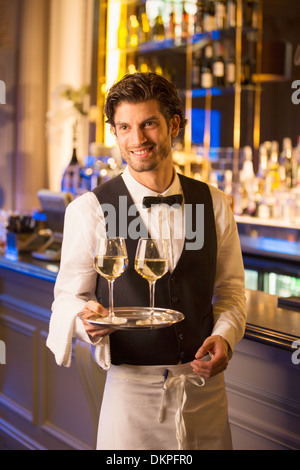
[130,146,154,157]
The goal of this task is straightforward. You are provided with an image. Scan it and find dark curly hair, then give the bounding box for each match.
[104,72,188,130]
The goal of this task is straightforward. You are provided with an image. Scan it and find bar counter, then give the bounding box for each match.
[0,254,299,350]
[0,254,299,450]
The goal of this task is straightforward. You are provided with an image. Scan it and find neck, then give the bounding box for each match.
[128,160,174,193]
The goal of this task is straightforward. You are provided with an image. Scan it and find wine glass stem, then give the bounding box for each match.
[149,281,156,321]
[108,279,115,319]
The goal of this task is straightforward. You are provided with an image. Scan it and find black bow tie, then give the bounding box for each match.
[142,194,183,208]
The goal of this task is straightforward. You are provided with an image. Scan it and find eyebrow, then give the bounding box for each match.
[115,115,160,127]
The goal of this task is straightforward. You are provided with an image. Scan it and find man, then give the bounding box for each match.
[47,72,246,450]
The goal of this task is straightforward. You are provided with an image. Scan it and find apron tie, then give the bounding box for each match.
[158,372,205,450]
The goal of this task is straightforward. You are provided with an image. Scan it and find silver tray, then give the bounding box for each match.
[83,307,184,330]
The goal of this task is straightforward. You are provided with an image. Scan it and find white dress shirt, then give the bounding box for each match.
[47,167,246,368]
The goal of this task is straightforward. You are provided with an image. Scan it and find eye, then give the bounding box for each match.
[144,120,158,128]
[117,124,129,132]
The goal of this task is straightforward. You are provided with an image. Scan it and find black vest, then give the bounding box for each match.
[92,173,217,365]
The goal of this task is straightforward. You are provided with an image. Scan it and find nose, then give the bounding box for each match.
[131,125,147,146]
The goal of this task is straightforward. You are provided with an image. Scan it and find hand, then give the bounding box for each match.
[78,300,115,340]
[191,335,229,379]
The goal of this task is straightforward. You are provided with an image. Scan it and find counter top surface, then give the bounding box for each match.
[0,253,59,282]
[0,254,299,349]
[244,290,299,350]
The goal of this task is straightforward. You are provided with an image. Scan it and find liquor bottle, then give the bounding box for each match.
[241,41,255,85]
[153,9,165,41]
[215,1,226,30]
[293,135,300,187]
[181,2,189,40]
[127,54,137,74]
[226,0,236,28]
[192,49,201,88]
[268,140,280,191]
[194,0,204,34]
[61,125,81,196]
[167,3,176,40]
[151,57,163,75]
[212,42,225,87]
[200,44,213,88]
[138,55,150,73]
[118,14,127,49]
[226,55,236,87]
[257,143,268,180]
[223,169,233,209]
[127,7,139,48]
[138,5,151,43]
[203,0,216,32]
[243,0,258,28]
[281,137,293,189]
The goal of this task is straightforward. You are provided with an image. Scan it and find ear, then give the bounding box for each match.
[170,115,180,138]
[110,124,116,137]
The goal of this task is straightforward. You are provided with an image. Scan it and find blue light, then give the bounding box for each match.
[191,108,221,148]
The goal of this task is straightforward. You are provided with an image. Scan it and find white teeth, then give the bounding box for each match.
[132,148,151,155]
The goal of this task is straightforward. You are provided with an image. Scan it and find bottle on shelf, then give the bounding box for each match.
[293,135,300,187]
[203,0,216,32]
[181,1,189,40]
[151,57,163,75]
[243,0,258,29]
[200,43,213,88]
[153,8,165,41]
[215,1,226,30]
[191,48,201,88]
[223,169,233,209]
[212,42,225,87]
[61,123,81,196]
[242,37,256,85]
[226,55,236,87]
[226,0,236,28]
[127,7,139,48]
[137,55,151,73]
[280,137,294,189]
[268,140,280,191]
[126,54,137,74]
[118,13,127,49]
[167,3,176,40]
[138,5,151,44]
[194,0,204,34]
[240,146,256,215]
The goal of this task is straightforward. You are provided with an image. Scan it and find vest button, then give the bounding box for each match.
[170,276,177,284]
[171,296,178,303]
[180,351,185,358]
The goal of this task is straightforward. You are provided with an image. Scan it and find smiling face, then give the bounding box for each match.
[111,99,180,186]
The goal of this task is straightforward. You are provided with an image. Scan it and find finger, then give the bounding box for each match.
[78,301,109,320]
[191,357,228,378]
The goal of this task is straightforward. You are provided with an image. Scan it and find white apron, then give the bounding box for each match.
[96,361,232,450]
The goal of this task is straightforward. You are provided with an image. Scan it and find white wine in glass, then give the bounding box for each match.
[94,237,128,324]
[134,238,169,324]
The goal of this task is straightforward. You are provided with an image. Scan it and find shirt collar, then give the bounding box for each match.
[121,166,183,206]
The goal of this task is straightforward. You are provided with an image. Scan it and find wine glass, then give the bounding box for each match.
[94,237,128,324]
[134,238,169,325]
